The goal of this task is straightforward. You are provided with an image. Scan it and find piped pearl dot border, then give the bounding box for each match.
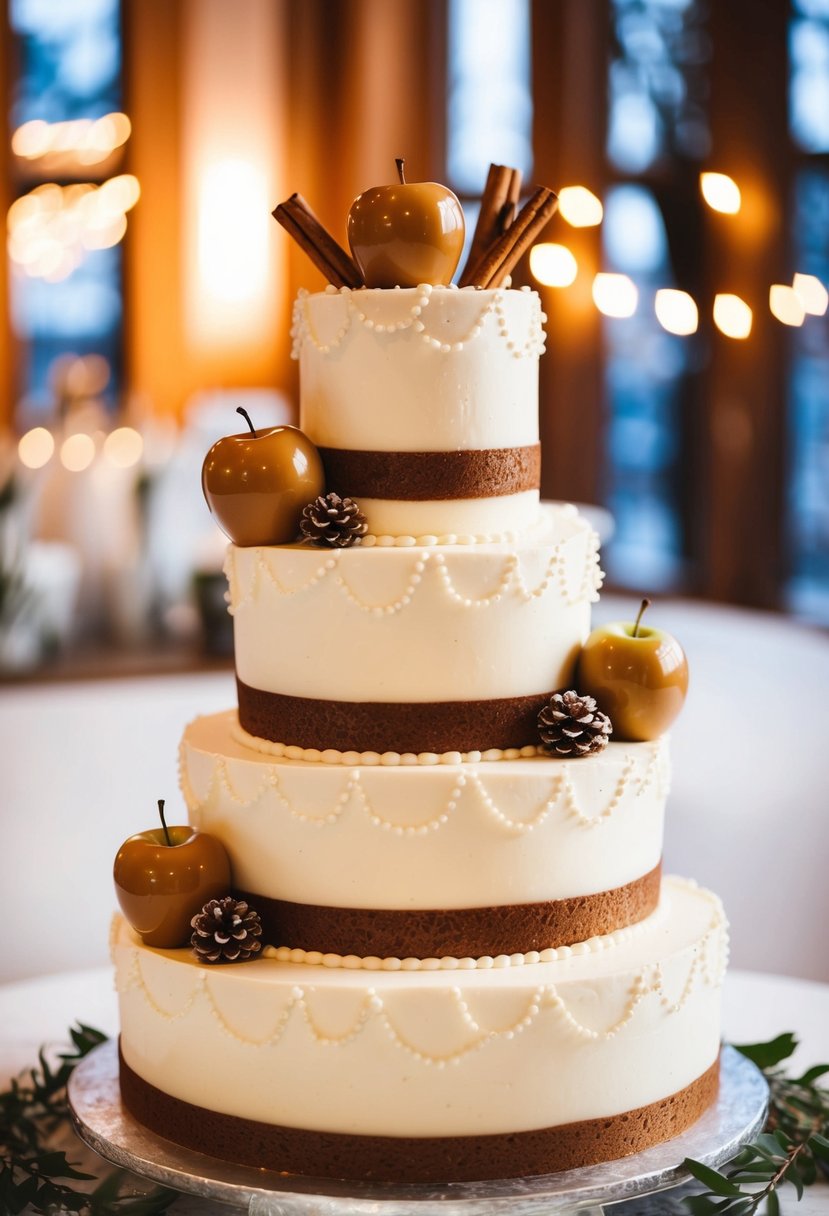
[230,717,538,766]
[291,284,547,362]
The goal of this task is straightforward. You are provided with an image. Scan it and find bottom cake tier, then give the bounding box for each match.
[112,876,727,1184]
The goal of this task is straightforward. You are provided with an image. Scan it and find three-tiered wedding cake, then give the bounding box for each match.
[112,282,726,1183]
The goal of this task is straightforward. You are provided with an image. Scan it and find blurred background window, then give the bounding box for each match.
[0,0,826,679]
[446,0,829,624]
[787,0,829,622]
[446,0,533,266]
[9,0,126,415]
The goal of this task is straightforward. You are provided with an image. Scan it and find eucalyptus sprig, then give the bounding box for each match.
[0,1023,176,1216]
[684,1033,829,1215]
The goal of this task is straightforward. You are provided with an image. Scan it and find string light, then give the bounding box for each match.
[700,172,741,215]
[557,187,604,228]
[11,112,131,166]
[103,427,144,469]
[769,285,805,327]
[529,243,578,287]
[792,273,828,316]
[60,433,96,472]
[6,176,140,281]
[592,273,638,318]
[713,293,752,339]
[654,289,699,336]
[18,427,55,470]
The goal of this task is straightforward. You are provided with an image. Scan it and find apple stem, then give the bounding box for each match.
[395,157,406,185]
[236,406,256,436]
[633,597,651,638]
[158,799,172,847]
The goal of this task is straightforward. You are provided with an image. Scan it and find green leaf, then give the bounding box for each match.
[724,1200,757,1216]
[684,1197,734,1215]
[799,1153,817,1186]
[734,1033,799,1069]
[766,1190,780,1216]
[754,1133,787,1160]
[794,1063,829,1085]
[810,1132,829,1159]
[728,1167,775,1182]
[683,1158,742,1195]
[786,1163,804,1200]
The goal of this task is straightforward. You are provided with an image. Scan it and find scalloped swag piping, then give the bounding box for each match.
[180,735,670,828]
[291,284,547,361]
[115,895,726,1064]
[224,538,604,617]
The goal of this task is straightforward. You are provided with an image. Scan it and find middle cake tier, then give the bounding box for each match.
[227,502,601,757]
[181,712,669,959]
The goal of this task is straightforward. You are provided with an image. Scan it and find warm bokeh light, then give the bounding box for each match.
[60,433,96,472]
[592,273,638,318]
[654,289,699,336]
[11,112,131,166]
[700,172,742,215]
[713,293,753,339]
[98,174,141,213]
[770,284,806,327]
[529,242,578,287]
[103,427,144,469]
[197,159,270,310]
[82,213,128,251]
[18,427,55,469]
[557,186,604,228]
[793,273,829,316]
[6,176,140,280]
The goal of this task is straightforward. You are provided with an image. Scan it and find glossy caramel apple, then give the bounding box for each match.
[202,408,325,547]
[113,800,232,948]
[347,158,465,288]
[576,599,689,742]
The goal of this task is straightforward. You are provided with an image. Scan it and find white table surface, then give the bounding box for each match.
[1,967,828,1213]
[3,595,829,986]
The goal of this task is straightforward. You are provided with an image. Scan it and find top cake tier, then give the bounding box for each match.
[293,285,545,539]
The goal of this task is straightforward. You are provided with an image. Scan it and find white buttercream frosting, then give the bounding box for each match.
[114,878,727,1137]
[228,503,602,705]
[180,713,670,910]
[294,285,546,536]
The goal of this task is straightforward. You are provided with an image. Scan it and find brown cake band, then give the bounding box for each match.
[237,679,552,754]
[237,864,661,958]
[318,444,540,501]
[119,1046,719,1183]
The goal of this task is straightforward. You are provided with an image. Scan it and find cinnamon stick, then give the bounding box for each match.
[458,164,522,288]
[470,186,559,290]
[272,193,364,289]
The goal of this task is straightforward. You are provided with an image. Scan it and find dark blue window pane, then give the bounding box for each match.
[786,167,829,622]
[9,0,124,412]
[608,0,711,173]
[600,185,687,590]
[10,0,121,125]
[447,0,533,194]
[789,15,829,152]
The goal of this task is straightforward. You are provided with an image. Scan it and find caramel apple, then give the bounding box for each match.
[202,408,325,546]
[114,800,232,948]
[347,158,465,288]
[576,599,689,742]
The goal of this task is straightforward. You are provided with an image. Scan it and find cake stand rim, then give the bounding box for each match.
[67,1042,768,1215]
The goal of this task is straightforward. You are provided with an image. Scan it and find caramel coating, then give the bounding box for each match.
[202,425,325,547]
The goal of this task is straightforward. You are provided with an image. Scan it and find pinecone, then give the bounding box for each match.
[300,492,368,548]
[537,690,612,757]
[190,896,263,964]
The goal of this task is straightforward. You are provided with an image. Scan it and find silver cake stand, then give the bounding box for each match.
[68,1042,767,1216]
